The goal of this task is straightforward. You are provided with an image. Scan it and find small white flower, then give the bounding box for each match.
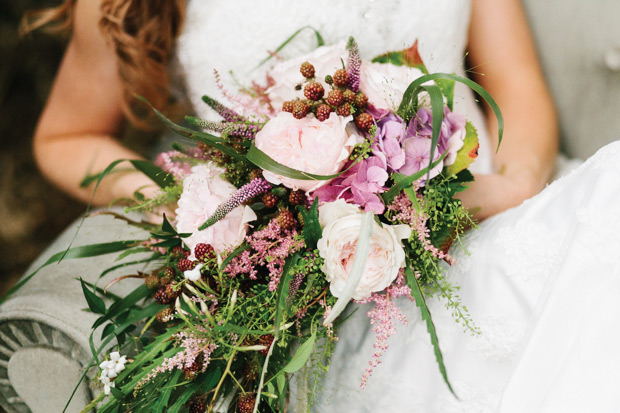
[100,375,115,395]
[184,263,204,282]
[99,351,128,395]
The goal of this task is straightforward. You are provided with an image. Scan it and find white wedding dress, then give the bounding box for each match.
[176,1,620,411]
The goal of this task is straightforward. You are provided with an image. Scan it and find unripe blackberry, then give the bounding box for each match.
[194,243,215,262]
[144,275,160,290]
[162,266,175,279]
[324,74,333,84]
[288,190,307,206]
[316,104,332,122]
[326,89,344,107]
[297,211,305,226]
[237,393,256,413]
[188,398,207,413]
[261,192,278,208]
[292,101,309,119]
[183,358,202,381]
[156,307,174,323]
[303,82,324,101]
[155,288,172,305]
[333,69,349,87]
[342,89,356,103]
[277,209,297,230]
[336,104,351,117]
[299,61,315,78]
[165,282,180,301]
[172,246,190,259]
[282,100,294,113]
[248,169,263,181]
[178,258,195,272]
[355,113,374,132]
[354,93,369,109]
[258,335,274,355]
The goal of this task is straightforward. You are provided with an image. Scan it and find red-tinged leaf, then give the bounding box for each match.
[444,122,479,177]
[371,39,428,73]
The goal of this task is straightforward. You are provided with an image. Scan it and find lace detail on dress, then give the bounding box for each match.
[432,382,500,413]
[466,315,524,362]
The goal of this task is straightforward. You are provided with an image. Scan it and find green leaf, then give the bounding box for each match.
[128,160,175,188]
[110,387,124,400]
[254,26,324,70]
[0,239,139,306]
[435,78,455,111]
[136,96,246,162]
[98,256,160,280]
[422,84,446,184]
[397,72,503,150]
[80,278,106,314]
[246,145,343,181]
[282,333,316,373]
[298,197,322,249]
[274,254,299,340]
[115,247,151,261]
[161,214,177,235]
[405,266,455,396]
[201,366,222,392]
[371,40,428,73]
[153,369,181,412]
[444,121,479,177]
[100,323,116,341]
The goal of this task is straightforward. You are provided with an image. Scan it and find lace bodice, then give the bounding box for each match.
[176,0,494,174]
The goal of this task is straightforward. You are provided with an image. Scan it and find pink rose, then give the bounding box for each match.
[266,43,347,109]
[317,200,410,300]
[359,62,424,111]
[254,111,359,193]
[175,163,257,255]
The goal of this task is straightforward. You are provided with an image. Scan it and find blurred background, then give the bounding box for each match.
[0,0,157,298]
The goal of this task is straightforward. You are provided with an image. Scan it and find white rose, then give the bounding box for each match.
[359,62,424,111]
[317,200,411,300]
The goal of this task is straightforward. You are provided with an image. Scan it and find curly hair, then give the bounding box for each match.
[22,0,186,129]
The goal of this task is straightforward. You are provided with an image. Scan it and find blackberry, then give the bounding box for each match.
[316,104,332,122]
[333,69,349,87]
[194,243,215,262]
[188,398,207,413]
[282,100,294,113]
[258,335,274,355]
[355,113,374,132]
[292,101,310,119]
[183,358,202,381]
[324,74,333,85]
[299,61,315,78]
[336,104,351,117]
[155,288,172,305]
[144,275,160,290]
[165,282,180,301]
[303,82,324,101]
[172,246,190,259]
[178,258,195,272]
[261,192,278,208]
[288,190,307,206]
[237,393,256,413]
[162,266,175,279]
[277,209,297,230]
[354,93,369,109]
[326,89,344,107]
[156,307,174,323]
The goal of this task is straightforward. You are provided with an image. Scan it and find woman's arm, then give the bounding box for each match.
[33,0,159,205]
[457,0,559,220]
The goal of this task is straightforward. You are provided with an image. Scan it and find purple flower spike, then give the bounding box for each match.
[201,95,245,122]
[198,178,271,230]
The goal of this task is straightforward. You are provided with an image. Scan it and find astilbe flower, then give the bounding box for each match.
[134,328,217,392]
[346,37,361,93]
[190,117,261,140]
[213,69,275,118]
[155,150,193,182]
[198,178,271,230]
[388,193,455,263]
[355,270,412,388]
[225,219,305,291]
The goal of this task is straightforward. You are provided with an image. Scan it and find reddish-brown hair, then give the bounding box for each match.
[22,0,186,129]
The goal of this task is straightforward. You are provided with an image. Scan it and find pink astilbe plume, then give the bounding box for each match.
[356,270,412,388]
[155,150,193,182]
[135,328,217,392]
[225,219,304,291]
[388,193,455,264]
[213,69,275,118]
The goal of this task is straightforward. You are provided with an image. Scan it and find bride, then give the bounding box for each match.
[30,0,620,411]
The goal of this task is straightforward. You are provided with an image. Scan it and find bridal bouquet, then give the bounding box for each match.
[16,35,501,412]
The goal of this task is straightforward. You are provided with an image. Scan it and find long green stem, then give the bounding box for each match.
[209,349,237,412]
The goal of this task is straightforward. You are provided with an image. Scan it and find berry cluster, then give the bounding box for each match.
[281,61,375,132]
